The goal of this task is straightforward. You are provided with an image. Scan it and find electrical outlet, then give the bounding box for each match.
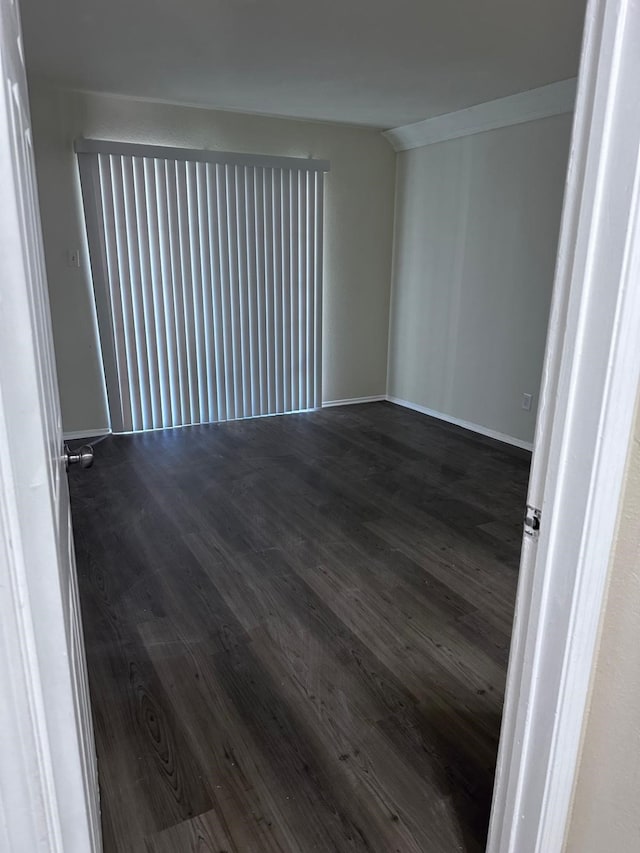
[522,393,533,411]
[67,248,81,268]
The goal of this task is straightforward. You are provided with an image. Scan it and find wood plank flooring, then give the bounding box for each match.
[68,402,530,853]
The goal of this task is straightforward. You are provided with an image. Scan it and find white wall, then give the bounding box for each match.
[564,390,640,853]
[387,114,572,446]
[29,86,396,434]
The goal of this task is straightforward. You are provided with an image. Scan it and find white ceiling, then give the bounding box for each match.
[20,0,586,130]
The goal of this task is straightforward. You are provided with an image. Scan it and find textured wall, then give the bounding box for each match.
[565,391,640,852]
[29,86,396,433]
[387,114,572,445]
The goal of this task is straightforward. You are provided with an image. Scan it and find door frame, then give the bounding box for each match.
[0,0,100,848]
[0,415,66,852]
[488,0,640,849]
[2,0,639,849]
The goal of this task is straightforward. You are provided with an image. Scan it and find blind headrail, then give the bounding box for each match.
[74,137,330,173]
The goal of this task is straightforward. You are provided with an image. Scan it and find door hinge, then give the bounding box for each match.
[524,505,541,539]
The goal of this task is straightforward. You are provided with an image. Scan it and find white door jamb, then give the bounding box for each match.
[488,0,640,849]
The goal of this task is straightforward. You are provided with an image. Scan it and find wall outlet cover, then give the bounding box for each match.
[522,393,533,411]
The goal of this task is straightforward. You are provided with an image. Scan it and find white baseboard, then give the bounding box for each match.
[63,427,111,441]
[386,396,533,451]
[62,402,532,453]
[322,395,387,408]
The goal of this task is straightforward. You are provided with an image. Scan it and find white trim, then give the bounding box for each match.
[74,137,331,172]
[53,84,376,132]
[322,395,387,408]
[383,79,577,152]
[0,395,64,852]
[488,0,640,849]
[0,0,101,840]
[63,428,111,441]
[386,396,533,451]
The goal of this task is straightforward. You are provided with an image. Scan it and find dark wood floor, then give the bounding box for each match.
[69,402,530,853]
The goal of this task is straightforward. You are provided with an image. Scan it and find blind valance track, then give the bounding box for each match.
[75,137,330,173]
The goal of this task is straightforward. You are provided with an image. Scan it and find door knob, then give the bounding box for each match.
[64,444,94,470]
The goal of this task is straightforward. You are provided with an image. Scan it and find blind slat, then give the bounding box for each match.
[216,165,235,420]
[165,160,191,425]
[289,169,299,411]
[263,169,276,413]
[185,161,208,423]
[206,163,227,422]
[306,171,315,411]
[254,168,267,415]
[175,161,199,424]
[244,168,259,416]
[314,173,324,408]
[132,157,163,427]
[224,164,242,420]
[121,156,153,429]
[142,158,172,428]
[272,170,283,413]
[97,155,132,432]
[235,166,251,418]
[298,170,308,411]
[280,170,291,413]
[110,156,143,430]
[154,159,181,426]
[195,162,216,424]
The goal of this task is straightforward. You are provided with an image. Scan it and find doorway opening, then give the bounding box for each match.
[12,0,609,849]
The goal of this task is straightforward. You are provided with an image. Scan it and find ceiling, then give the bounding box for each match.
[20,0,587,130]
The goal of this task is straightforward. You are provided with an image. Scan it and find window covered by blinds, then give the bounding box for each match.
[77,140,327,433]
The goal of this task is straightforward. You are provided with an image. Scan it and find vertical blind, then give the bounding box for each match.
[76,139,328,433]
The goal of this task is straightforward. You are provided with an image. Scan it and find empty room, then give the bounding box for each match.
[3,0,601,850]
